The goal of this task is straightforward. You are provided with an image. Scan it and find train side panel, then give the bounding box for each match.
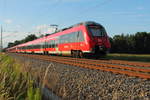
[6,21,111,58]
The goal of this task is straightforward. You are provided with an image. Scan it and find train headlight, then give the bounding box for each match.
[99,46,103,50]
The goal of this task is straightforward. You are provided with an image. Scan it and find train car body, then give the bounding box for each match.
[6,21,111,58]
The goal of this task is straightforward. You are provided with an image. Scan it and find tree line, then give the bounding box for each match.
[109,32,150,54]
[7,32,150,54]
[7,34,37,48]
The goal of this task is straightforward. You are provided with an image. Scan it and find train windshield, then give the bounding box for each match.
[88,26,106,37]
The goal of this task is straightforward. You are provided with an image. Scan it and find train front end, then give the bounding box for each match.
[85,22,111,57]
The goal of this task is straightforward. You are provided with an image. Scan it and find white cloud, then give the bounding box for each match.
[36,24,48,31]
[137,7,144,10]
[35,24,58,35]
[4,19,13,24]
[3,31,27,48]
[35,24,50,35]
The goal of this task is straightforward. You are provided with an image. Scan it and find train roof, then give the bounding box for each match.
[61,21,101,30]
[74,21,102,27]
[48,21,102,35]
[7,21,102,48]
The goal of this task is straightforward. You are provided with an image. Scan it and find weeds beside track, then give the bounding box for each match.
[0,53,41,100]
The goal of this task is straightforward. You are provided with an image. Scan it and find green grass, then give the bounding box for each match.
[0,53,42,100]
[106,53,150,62]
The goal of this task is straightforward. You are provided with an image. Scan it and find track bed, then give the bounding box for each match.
[9,53,150,100]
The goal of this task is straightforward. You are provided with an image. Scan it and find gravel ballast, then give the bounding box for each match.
[9,54,150,100]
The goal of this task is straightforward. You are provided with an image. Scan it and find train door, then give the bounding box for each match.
[76,30,84,58]
[77,31,80,50]
[76,31,82,50]
[55,37,60,55]
[44,41,48,54]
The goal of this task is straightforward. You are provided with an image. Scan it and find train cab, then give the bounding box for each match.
[83,22,111,56]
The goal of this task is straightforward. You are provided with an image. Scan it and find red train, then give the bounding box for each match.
[6,21,111,58]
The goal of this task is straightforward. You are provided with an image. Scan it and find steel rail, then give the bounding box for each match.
[31,55,150,73]
[17,54,150,79]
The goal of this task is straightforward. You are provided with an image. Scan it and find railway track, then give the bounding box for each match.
[16,53,150,79]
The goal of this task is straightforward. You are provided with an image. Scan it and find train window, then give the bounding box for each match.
[55,40,58,47]
[54,40,57,48]
[59,35,64,43]
[35,45,38,49]
[46,41,50,48]
[77,31,84,42]
[32,45,34,49]
[45,42,48,48]
[74,32,78,42]
[39,43,42,49]
[33,45,35,49]
[24,46,26,50]
[28,45,30,49]
[54,41,56,47]
[36,45,38,49]
[47,41,49,48]
[50,40,54,48]
[29,45,32,49]
[73,32,77,42]
[52,40,55,48]
[69,33,74,42]
[60,35,66,43]
[59,31,84,44]
[33,44,37,49]
[40,42,44,48]
[65,35,69,43]
[50,40,53,48]
[49,41,52,48]
[51,40,53,48]
[88,26,106,37]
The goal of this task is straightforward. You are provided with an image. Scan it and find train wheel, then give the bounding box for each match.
[46,51,49,55]
[71,51,75,58]
[72,51,80,58]
[79,51,83,58]
[76,51,80,58]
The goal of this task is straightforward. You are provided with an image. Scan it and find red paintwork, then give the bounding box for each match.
[6,22,111,56]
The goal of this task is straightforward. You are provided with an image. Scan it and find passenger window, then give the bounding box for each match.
[78,31,84,42]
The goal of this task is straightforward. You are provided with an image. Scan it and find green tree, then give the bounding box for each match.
[110,32,150,54]
[134,32,150,53]
[7,34,37,48]
[8,42,14,48]
[111,34,128,53]
[23,34,37,43]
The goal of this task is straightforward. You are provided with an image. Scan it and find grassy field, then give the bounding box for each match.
[0,53,41,100]
[106,53,150,62]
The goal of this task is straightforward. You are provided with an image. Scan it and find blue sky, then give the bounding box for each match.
[0,0,150,47]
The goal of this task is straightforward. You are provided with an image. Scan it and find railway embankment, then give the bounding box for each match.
[9,53,150,100]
